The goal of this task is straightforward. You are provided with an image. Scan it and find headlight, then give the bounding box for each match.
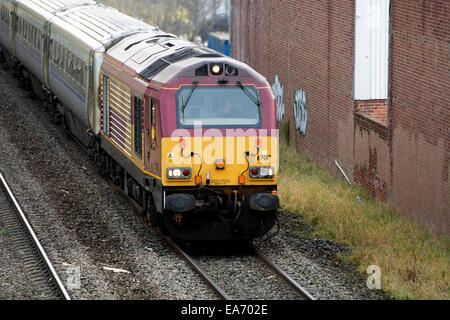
[249,166,275,179]
[167,167,192,180]
[210,63,223,75]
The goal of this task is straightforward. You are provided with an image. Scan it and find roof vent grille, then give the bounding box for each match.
[139,59,170,79]
[139,46,223,80]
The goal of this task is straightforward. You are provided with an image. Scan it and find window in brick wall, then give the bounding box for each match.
[354,0,390,124]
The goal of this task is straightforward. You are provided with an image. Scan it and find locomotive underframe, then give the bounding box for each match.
[161,186,279,241]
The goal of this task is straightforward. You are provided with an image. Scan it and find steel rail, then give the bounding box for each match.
[159,232,231,300]
[0,171,71,300]
[255,248,316,300]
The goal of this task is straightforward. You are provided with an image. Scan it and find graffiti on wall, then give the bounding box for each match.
[294,88,308,137]
[272,75,285,123]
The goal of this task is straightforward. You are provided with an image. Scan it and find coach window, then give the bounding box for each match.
[59,44,64,69]
[23,20,26,38]
[134,96,143,158]
[72,56,78,83]
[57,43,62,68]
[53,42,59,65]
[73,56,81,85]
[31,25,36,48]
[55,42,60,67]
[62,46,67,71]
[58,44,62,65]
[35,27,41,51]
[77,58,84,87]
[24,20,28,39]
[68,51,73,78]
[27,22,31,43]
[20,19,24,38]
[35,27,38,48]
[31,26,35,46]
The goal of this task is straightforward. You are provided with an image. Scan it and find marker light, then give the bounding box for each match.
[179,137,186,150]
[255,138,261,150]
[167,167,192,180]
[259,167,270,176]
[173,169,182,177]
[249,167,275,179]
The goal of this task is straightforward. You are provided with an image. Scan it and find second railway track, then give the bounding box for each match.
[0,171,70,300]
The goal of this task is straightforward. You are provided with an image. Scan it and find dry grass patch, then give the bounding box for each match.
[278,143,449,300]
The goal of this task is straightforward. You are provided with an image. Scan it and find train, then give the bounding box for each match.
[0,0,280,241]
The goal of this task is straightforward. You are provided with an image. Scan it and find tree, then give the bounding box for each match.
[98,0,229,41]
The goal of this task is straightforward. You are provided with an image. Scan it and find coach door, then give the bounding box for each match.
[43,21,51,87]
[10,1,17,55]
[102,74,110,135]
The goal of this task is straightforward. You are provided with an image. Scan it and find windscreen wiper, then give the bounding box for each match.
[237,81,261,112]
[182,81,199,121]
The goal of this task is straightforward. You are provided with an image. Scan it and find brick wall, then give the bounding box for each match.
[355,100,388,123]
[232,0,449,235]
[389,1,449,234]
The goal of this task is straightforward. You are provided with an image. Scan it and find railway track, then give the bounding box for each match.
[161,233,316,300]
[0,171,70,300]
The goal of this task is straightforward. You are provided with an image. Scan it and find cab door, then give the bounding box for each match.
[144,96,161,177]
[144,97,154,171]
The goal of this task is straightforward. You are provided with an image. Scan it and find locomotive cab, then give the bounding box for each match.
[157,60,280,241]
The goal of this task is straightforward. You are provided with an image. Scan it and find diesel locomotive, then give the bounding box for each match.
[0,0,279,241]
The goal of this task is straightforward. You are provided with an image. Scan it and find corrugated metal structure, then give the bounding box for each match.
[208,32,230,56]
[354,0,390,100]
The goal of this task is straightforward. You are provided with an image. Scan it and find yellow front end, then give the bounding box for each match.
[161,135,279,187]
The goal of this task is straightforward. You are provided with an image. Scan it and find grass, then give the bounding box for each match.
[277,143,449,300]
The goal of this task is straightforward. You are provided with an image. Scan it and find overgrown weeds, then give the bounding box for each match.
[278,143,449,300]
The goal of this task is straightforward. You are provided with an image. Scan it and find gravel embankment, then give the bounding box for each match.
[0,64,390,300]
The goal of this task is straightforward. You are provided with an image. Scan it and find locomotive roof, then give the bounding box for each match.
[107,32,264,85]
